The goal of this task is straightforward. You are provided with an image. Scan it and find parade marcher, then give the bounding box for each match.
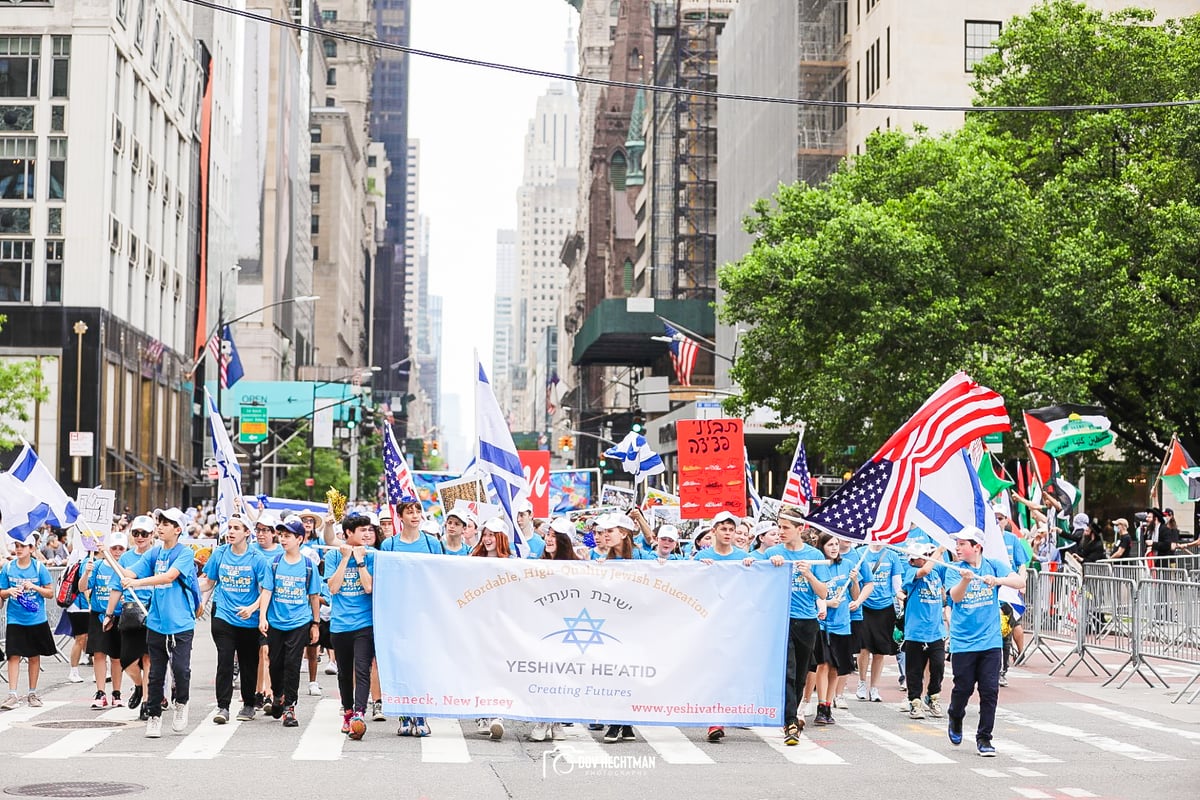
[516,499,544,558]
[853,542,901,703]
[261,519,323,728]
[442,506,475,556]
[81,533,128,708]
[472,517,512,740]
[380,500,444,554]
[109,508,200,738]
[652,525,683,560]
[812,532,872,726]
[539,517,581,563]
[0,538,56,711]
[326,514,375,740]
[944,527,1026,756]
[898,543,948,719]
[296,510,325,697]
[64,558,91,685]
[750,520,781,559]
[199,513,272,724]
[764,511,827,745]
[115,515,156,719]
[377,508,395,545]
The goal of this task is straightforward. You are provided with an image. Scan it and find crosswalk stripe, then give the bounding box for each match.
[549,723,611,766]
[1062,702,1200,743]
[1010,788,1052,799]
[997,739,1062,764]
[971,768,1007,778]
[636,725,713,764]
[169,705,240,759]
[420,718,470,763]
[836,709,954,764]
[996,709,1179,762]
[749,727,846,765]
[1010,767,1048,777]
[0,701,67,734]
[23,707,133,759]
[1058,789,1098,798]
[292,699,345,761]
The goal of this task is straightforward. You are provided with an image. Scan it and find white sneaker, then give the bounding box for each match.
[67,669,85,683]
[476,718,490,736]
[324,663,338,676]
[869,687,882,703]
[550,723,566,740]
[489,719,504,740]
[834,694,849,709]
[529,722,549,742]
[308,681,322,697]
[145,716,163,738]
[855,683,868,701]
[798,700,810,718]
[1,693,19,711]
[172,702,189,733]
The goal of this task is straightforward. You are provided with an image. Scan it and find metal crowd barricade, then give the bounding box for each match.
[1016,568,1081,668]
[1137,578,1200,703]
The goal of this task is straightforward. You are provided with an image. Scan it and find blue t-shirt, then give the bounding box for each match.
[859,548,904,610]
[764,543,825,620]
[524,533,546,559]
[947,557,1011,653]
[443,541,472,557]
[118,549,153,606]
[603,547,656,561]
[128,544,198,635]
[267,555,323,630]
[0,559,52,625]
[901,563,948,642]
[324,549,375,633]
[380,533,444,554]
[843,548,878,620]
[1003,531,1029,571]
[204,545,273,628]
[250,542,285,561]
[694,546,749,561]
[814,557,873,635]
[87,560,124,614]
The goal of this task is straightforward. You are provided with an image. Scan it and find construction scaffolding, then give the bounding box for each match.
[797,0,849,186]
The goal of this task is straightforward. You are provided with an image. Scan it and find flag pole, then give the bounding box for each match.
[1148,433,1175,506]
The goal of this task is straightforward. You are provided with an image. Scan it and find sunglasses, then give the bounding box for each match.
[131,531,152,538]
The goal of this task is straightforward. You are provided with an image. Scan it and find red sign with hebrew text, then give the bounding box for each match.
[518,450,552,517]
[676,418,746,520]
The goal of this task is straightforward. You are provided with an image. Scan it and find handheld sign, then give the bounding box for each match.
[677,418,746,519]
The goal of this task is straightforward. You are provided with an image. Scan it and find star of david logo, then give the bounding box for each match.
[542,608,621,654]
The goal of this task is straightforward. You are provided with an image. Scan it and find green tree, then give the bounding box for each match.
[719,1,1200,468]
[274,429,350,500]
[0,315,51,447]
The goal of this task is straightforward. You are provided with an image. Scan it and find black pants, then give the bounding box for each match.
[783,617,818,726]
[331,626,375,714]
[902,638,945,701]
[211,617,261,710]
[268,624,310,709]
[146,629,193,718]
[948,648,1002,743]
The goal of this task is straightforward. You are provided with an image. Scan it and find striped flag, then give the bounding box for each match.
[805,372,1010,543]
[780,438,814,514]
[204,388,245,533]
[206,325,245,389]
[745,448,763,520]
[604,432,666,482]
[664,323,699,386]
[382,421,419,522]
[476,358,529,555]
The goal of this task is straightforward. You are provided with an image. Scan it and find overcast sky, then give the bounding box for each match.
[408,0,578,469]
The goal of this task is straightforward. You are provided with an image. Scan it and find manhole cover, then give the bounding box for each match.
[4,783,144,798]
[31,721,128,730]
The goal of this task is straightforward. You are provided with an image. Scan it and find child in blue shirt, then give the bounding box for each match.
[0,539,56,710]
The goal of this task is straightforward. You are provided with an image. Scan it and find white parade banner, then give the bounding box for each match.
[373,555,790,726]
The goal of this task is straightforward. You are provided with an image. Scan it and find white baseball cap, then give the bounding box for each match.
[157,507,187,529]
[549,517,575,536]
[657,524,679,542]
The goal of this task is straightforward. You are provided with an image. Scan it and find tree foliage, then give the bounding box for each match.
[718,1,1200,470]
[0,315,51,448]
[274,431,349,501]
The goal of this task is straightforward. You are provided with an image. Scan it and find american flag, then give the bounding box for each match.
[381,422,419,520]
[205,325,244,389]
[781,438,814,514]
[805,372,1010,544]
[665,323,698,386]
[545,371,560,415]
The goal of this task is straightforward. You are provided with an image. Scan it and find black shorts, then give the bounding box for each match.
[86,613,122,656]
[861,606,899,655]
[816,630,855,676]
[119,624,148,667]
[67,611,91,637]
[318,619,332,650]
[5,622,57,658]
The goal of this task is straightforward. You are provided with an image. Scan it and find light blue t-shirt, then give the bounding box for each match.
[694,546,749,561]
[602,547,656,561]
[901,563,948,643]
[843,548,878,620]
[87,560,124,614]
[324,549,375,633]
[814,557,873,635]
[859,548,904,610]
[1003,531,1029,571]
[380,533,444,554]
[250,542,285,562]
[0,559,52,625]
[764,544,825,620]
[443,541,472,557]
[947,557,1011,653]
[118,549,153,606]
[524,533,546,558]
[267,555,323,630]
[128,544,198,635]
[204,545,273,628]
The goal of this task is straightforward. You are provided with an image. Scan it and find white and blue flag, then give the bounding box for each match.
[0,469,50,542]
[4,441,79,531]
[745,448,763,520]
[605,432,665,482]
[475,359,529,555]
[206,388,245,534]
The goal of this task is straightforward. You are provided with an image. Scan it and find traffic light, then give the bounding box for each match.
[599,457,615,477]
[430,439,440,456]
[559,435,574,452]
[631,409,646,435]
[346,406,359,430]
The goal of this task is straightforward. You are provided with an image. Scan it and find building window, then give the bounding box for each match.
[45,240,63,303]
[310,155,320,172]
[0,105,34,131]
[51,37,70,98]
[134,0,147,51]
[325,97,334,107]
[50,104,65,131]
[321,10,337,21]
[0,37,40,98]
[117,0,128,25]
[164,37,176,93]
[609,151,626,191]
[323,38,337,58]
[47,207,61,235]
[0,137,36,199]
[965,21,1002,72]
[367,154,376,167]
[150,13,163,73]
[311,184,320,205]
[866,38,881,97]
[628,47,642,72]
[0,239,34,302]
[312,245,319,261]
[311,215,319,234]
[326,68,336,86]
[610,0,619,15]
[622,258,633,294]
[0,208,31,234]
[310,125,321,143]
[48,137,66,199]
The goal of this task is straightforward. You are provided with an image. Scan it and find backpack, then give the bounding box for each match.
[56,559,83,608]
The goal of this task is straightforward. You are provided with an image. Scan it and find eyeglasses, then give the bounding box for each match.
[130,531,152,538]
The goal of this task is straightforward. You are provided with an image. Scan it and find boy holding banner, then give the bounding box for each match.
[325,515,376,740]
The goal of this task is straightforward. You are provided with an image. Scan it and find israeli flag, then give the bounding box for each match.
[604,432,666,482]
[206,388,245,534]
[0,469,50,542]
[475,359,529,555]
[5,441,80,529]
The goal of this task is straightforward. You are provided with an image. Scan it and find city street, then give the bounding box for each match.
[0,622,1197,800]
